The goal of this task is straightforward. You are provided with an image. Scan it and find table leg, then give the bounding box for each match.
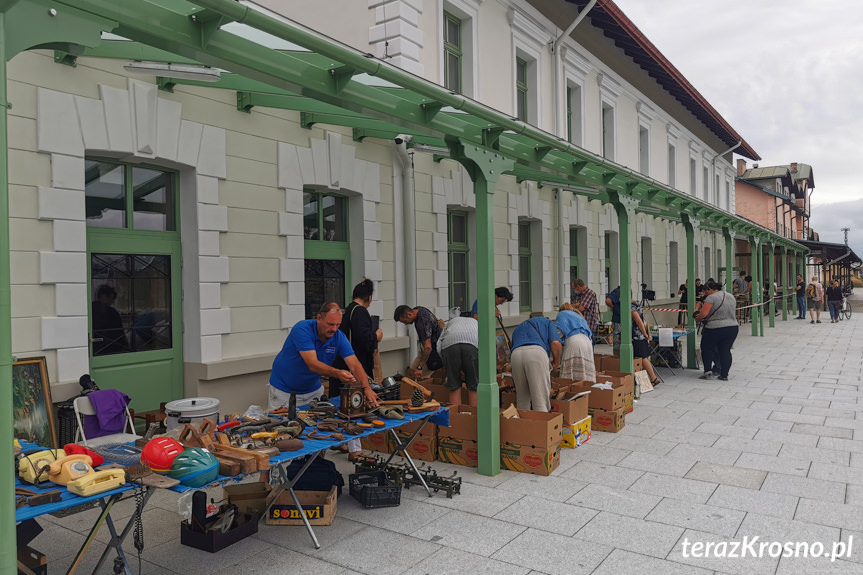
[384,421,433,497]
[265,450,324,549]
[65,494,121,575]
[92,488,155,575]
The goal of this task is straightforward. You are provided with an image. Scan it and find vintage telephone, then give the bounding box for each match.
[67,469,126,496]
[47,454,94,486]
[18,449,66,485]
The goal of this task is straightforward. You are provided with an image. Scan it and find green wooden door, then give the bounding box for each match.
[85,160,183,411]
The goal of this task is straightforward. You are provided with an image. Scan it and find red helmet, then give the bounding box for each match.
[140,437,184,473]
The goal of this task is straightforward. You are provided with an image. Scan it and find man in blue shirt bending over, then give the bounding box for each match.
[510,316,562,412]
[270,302,378,460]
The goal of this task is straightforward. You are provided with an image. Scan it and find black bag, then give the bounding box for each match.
[286,455,345,496]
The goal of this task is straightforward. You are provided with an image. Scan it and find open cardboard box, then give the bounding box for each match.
[573,380,625,412]
[499,409,563,448]
[266,486,338,526]
[439,404,479,441]
[389,420,437,462]
[562,415,591,448]
[436,436,478,467]
[589,406,625,433]
[549,388,589,425]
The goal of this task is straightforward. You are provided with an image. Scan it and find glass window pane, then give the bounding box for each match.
[452,252,466,282]
[450,213,466,244]
[322,195,347,242]
[447,53,460,92]
[519,223,530,248]
[303,192,319,239]
[446,19,460,46]
[517,93,526,121]
[132,167,175,231]
[304,259,345,319]
[452,283,467,310]
[85,161,126,228]
[517,59,526,84]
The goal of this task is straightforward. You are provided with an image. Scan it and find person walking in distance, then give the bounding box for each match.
[806,276,824,324]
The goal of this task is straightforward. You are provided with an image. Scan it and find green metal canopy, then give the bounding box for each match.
[0,1,808,569]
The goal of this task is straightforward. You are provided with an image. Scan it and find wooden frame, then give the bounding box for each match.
[12,356,56,448]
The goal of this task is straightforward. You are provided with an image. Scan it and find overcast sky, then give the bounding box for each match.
[613,0,863,257]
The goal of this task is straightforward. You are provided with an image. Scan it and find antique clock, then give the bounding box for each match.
[339,382,367,418]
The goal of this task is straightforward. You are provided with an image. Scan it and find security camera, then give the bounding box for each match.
[394,134,412,145]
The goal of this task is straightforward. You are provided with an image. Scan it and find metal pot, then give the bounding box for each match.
[164,397,220,431]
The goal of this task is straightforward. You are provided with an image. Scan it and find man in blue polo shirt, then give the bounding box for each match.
[270,302,378,460]
[510,316,562,412]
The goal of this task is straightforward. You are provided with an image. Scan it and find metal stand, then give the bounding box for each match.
[266,452,324,549]
[383,421,433,497]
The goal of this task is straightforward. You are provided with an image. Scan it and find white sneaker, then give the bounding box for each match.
[698,372,714,380]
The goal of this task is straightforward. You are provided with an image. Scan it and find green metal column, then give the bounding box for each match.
[724,228,735,294]
[750,237,760,336]
[683,215,699,368]
[781,247,788,321]
[768,243,776,328]
[610,193,636,373]
[0,13,14,575]
[452,141,513,477]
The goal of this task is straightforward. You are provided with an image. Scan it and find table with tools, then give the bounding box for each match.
[650,328,695,374]
[15,441,155,575]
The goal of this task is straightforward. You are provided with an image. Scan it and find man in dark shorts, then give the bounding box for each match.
[437,316,479,406]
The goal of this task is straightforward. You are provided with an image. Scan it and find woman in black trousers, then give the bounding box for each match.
[695,280,739,381]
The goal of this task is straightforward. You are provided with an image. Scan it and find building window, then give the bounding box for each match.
[703,166,709,203]
[715,174,720,205]
[689,157,697,196]
[519,221,532,311]
[443,11,462,94]
[704,247,711,279]
[516,57,529,122]
[303,189,350,319]
[639,126,649,175]
[604,231,619,294]
[669,241,679,293]
[448,210,469,311]
[85,159,177,231]
[602,103,615,160]
[725,180,731,211]
[667,143,676,188]
[567,83,583,145]
[641,237,653,292]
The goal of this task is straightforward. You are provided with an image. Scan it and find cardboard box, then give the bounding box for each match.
[599,371,635,397]
[436,436,478,467]
[17,546,46,575]
[574,380,625,412]
[408,379,465,404]
[266,486,337,526]
[550,390,589,425]
[389,420,437,462]
[500,442,561,476]
[589,407,626,433]
[181,512,260,552]
[599,356,643,373]
[500,390,517,409]
[561,415,591,448]
[439,404,478,441]
[360,430,391,454]
[624,392,634,414]
[499,409,563,448]
[224,482,271,516]
[551,377,576,391]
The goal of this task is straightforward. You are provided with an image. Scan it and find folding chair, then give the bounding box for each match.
[73,395,141,447]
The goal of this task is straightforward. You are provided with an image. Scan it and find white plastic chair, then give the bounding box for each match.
[73,395,141,447]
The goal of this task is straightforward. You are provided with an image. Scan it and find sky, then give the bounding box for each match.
[612,0,863,257]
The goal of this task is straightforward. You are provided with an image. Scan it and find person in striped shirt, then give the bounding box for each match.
[571,278,599,336]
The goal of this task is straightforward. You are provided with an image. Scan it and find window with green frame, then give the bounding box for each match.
[84,159,177,231]
[519,221,532,311]
[516,57,528,122]
[303,189,350,319]
[447,211,469,311]
[443,11,462,94]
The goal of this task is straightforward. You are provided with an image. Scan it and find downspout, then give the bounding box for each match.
[394,136,417,359]
[556,188,565,306]
[551,0,597,136]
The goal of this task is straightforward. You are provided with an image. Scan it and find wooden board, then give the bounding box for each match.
[406,400,440,413]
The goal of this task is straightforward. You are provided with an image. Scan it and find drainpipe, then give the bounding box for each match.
[556,188,566,306]
[394,136,417,359]
[551,0,597,136]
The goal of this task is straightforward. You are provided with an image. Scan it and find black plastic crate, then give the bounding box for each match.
[55,399,79,446]
[349,471,401,508]
[376,382,401,401]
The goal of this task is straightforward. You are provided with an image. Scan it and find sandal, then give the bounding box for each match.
[650,378,660,386]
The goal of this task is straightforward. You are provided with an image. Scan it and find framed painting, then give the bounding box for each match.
[12,356,57,448]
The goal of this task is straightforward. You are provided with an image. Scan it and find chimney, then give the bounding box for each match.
[736,158,747,176]
[790,162,798,173]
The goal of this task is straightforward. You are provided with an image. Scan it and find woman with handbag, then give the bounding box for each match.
[333,280,383,398]
[695,280,738,381]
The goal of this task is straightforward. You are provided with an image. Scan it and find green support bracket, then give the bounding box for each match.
[602,171,616,185]
[625,182,638,195]
[534,146,551,161]
[53,49,77,66]
[768,243,776,328]
[450,140,515,478]
[190,8,231,47]
[329,64,356,93]
[300,111,316,129]
[750,236,761,337]
[156,76,176,92]
[647,188,662,202]
[236,91,254,113]
[421,100,443,123]
[573,160,587,174]
[482,126,504,149]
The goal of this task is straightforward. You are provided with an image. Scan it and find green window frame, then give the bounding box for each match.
[516,57,528,122]
[303,188,351,318]
[443,11,462,94]
[569,228,579,301]
[519,221,532,312]
[566,86,573,143]
[84,158,178,232]
[447,211,469,311]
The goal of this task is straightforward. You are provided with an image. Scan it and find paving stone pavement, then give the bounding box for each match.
[28,295,863,574]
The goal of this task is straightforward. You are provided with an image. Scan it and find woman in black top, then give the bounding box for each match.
[826,280,843,323]
[678,282,688,327]
[331,279,383,398]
